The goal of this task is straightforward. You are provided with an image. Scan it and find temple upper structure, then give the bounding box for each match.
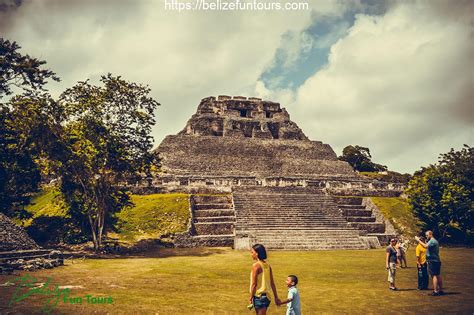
[156,95,357,179]
[178,95,308,140]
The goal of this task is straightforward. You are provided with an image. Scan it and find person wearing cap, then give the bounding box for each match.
[386,238,398,290]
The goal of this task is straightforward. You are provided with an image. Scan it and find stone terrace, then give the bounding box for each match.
[158,135,356,178]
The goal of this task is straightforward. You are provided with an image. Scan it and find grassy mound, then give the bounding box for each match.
[22,189,191,243]
[114,194,190,241]
[23,187,69,226]
[371,197,421,238]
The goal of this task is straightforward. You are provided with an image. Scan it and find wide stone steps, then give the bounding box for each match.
[247,229,368,250]
[346,216,376,222]
[348,222,385,233]
[338,204,365,209]
[342,209,373,217]
[194,203,233,210]
[194,216,236,223]
[239,218,349,223]
[191,194,236,237]
[194,222,234,235]
[194,209,235,217]
[193,196,232,203]
[333,197,364,205]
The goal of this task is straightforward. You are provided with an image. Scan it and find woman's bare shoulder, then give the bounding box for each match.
[252,261,263,270]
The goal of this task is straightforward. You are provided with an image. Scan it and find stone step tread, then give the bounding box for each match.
[195,216,236,220]
[191,234,234,239]
[195,209,236,212]
[338,204,366,208]
[194,222,234,225]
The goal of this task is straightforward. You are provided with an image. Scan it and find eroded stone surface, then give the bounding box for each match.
[0,213,39,251]
[157,96,357,180]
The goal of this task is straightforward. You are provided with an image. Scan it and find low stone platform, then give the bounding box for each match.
[0,249,64,274]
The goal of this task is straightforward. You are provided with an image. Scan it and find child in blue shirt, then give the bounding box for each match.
[278,275,301,315]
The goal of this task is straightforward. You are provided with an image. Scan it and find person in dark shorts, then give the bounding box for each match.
[386,238,398,290]
[249,244,281,314]
[415,231,444,296]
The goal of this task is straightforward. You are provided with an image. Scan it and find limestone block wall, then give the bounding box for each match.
[157,135,356,178]
[179,96,307,140]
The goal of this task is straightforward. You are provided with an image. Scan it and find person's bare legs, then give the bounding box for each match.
[402,255,408,268]
[257,308,267,315]
[432,275,439,292]
[437,275,443,292]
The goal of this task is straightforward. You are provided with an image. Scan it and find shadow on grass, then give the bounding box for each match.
[87,247,231,260]
[439,292,462,296]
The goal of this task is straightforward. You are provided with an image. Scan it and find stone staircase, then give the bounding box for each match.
[333,197,385,233]
[233,187,369,250]
[333,197,396,246]
[189,195,235,246]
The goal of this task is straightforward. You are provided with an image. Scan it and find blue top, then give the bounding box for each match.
[286,286,301,315]
[426,238,440,262]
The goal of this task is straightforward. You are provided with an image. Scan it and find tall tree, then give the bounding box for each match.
[338,145,387,172]
[0,93,64,217]
[58,74,159,250]
[0,38,60,216]
[406,145,473,243]
[0,38,59,98]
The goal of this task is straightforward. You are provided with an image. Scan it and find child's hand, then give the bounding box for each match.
[275,298,281,306]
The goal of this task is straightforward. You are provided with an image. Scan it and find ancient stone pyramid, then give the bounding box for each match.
[153,96,400,250]
[157,95,357,180]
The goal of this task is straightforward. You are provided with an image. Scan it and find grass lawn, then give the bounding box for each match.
[1,248,473,314]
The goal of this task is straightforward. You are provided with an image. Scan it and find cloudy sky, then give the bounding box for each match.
[1,0,472,173]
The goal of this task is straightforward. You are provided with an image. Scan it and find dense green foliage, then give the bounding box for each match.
[406,146,473,244]
[338,145,387,172]
[56,74,159,249]
[0,38,61,217]
[1,38,160,250]
[0,38,59,97]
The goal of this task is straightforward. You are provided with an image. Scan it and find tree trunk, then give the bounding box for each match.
[88,214,99,250]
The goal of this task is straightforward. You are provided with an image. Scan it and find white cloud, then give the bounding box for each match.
[3,0,471,174]
[260,1,473,173]
[2,0,337,143]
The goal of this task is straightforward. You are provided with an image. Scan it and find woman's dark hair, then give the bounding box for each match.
[252,244,267,260]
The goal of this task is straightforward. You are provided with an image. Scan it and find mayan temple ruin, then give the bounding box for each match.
[134,96,404,250]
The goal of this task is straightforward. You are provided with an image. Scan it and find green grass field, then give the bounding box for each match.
[1,248,473,314]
